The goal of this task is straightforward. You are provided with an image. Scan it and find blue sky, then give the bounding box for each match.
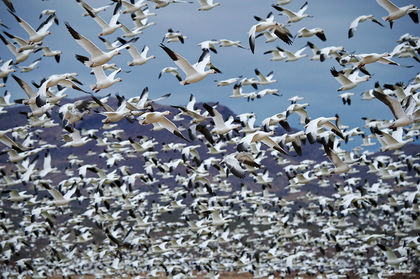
[0,0,419,149]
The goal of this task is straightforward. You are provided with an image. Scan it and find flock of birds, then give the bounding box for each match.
[0,0,420,278]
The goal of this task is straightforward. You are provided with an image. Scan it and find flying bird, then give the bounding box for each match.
[160,43,221,85]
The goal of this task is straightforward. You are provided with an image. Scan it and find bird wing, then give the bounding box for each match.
[92,66,108,83]
[12,75,36,99]
[160,44,196,76]
[37,14,55,33]
[372,90,405,119]
[65,22,103,57]
[330,67,352,85]
[10,12,37,36]
[297,1,308,16]
[376,0,399,14]
[126,44,141,59]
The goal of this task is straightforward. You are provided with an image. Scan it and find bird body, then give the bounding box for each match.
[160,44,220,85]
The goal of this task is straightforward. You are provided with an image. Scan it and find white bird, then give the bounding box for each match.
[376,0,418,28]
[330,67,370,91]
[203,103,241,135]
[277,46,308,62]
[198,40,219,53]
[158,67,182,82]
[38,46,61,63]
[18,58,42,73]
[348,14,384,38]
[0,59,15,82]
[65,22,129,67]
[322,144,350,175]
[305,116,345,144]
[197,0,220,11]
[163,28,188,44]
[373,90,420,128]
[254,68,277,85]
[373,127,415,151]
[41,183,77,206]
[149,0,192,9]
[62,126,92,147]
[133,7,157,20]
[139,111,189,141]
[0,33,34,64]
[120,0,147,14]
[76,0,112,16]
[272,2,312,23]
[83,5,122,36]
[0,91,14,107]
[125,44,156,66]
[296,27,326,41]
[218,39,247,49]
[221,152,260,178]
[240,131,288,154]
[160,43,220,85]
[9,11,55,43]
[264,46,287,61]
[91,66,122,92]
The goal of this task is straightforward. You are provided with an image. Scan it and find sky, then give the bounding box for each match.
[0,0,419,150]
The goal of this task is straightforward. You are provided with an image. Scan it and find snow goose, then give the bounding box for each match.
[120,0,147,14]
[133,7,157,20]
[123,41,156,66]
[248,17,293,53]
[296,27,326,41]
[203,103,241,135]
[40,183,77,206]
[18,58,42,73]
[272,2,312,23]
[172,94,208,123]
[215,77,241,86]
[163,28,188,44]
[158,66,182,81]
[230,83,254,98]
[198,40,219,53]
[221,152,260,178]
[2,30,41,53]
[59,100,90,126]
[76,0,112,16]
[305,116,345,144]
[0,33,33,64]
[149,0,193,9]
[139,111,189,142]
[239,131,287,154]
[330,67,370,91]
[197,0,220,11]
[0,128,26,152]
[91,65,122,92]
[9,11,55,44]
[376,0,418,28]
[83,4,122,36]
[373,127,415,151]
[373,90,419,128]
[160,43,221,85]
[38,46,61,63]
[254,68,277,85]
[339,92,354,105]
[322,144,350,175]
[218,39,247,49]
[0,59,15,82]
[277,46,308,62]
[0,91,14,107]
[38,151,58,178]
[62,126,92,147]
[348,15,384,38]
[264,46,287,61]
[65,22,129,67]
